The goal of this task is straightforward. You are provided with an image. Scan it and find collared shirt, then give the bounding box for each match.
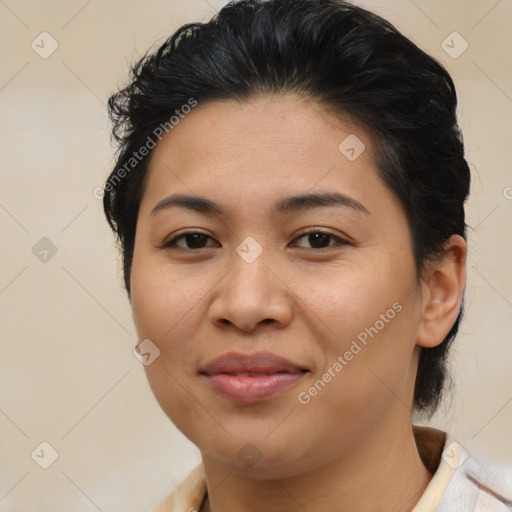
[151,425,512,512]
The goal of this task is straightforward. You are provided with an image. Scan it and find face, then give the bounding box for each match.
[130,94,427,477]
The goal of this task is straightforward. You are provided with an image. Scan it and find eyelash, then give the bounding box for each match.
[158,229,350,251]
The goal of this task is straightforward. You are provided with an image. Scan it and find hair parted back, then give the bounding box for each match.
[103,0,471,418]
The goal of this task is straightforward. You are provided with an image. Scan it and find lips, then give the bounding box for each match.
[200,351,309,403]
[200,351,308,375]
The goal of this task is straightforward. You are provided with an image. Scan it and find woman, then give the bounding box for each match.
[101,0,511,510]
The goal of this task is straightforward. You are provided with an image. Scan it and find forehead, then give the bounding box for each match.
[138,94,399,222]
[152,94,367,155]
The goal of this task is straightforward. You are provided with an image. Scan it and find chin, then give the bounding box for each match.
[199,434,316,479]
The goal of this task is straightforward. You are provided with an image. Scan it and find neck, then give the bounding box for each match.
[200,418,434,512]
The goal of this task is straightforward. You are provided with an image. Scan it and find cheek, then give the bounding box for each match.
[302,254,420,388]
[130,256,207,438]
[303,258,408,343]
[130,251,205,344]
[141,360,209,454]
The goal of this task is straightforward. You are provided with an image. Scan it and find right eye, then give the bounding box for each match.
[159,231,219,250]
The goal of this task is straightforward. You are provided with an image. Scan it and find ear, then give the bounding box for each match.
[416,234,467,348]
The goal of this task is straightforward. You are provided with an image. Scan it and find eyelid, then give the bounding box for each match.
[292,227,352,246]
[157,228,351,250]
[156,229,216,250]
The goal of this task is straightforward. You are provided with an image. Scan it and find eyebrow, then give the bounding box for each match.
[150,191,370,218]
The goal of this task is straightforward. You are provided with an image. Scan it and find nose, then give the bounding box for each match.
[208,247,293,333]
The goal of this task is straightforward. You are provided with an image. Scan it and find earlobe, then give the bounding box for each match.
[416,234,467,349]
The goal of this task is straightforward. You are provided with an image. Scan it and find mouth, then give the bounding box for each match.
[200,351,310,403]
[202,371,309,403]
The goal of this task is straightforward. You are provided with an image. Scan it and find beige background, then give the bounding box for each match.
[1,0,511,510]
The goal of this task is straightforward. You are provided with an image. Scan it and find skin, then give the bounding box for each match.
[130,94,467,512]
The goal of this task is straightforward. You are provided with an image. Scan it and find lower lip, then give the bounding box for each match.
[204,372,307,403]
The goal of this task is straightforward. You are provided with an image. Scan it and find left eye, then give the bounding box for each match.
[160,230,348,250]
[292,231,348,249]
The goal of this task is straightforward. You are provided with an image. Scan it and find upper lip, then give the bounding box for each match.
[200,351,308,375]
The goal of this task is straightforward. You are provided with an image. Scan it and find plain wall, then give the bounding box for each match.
[1,0,511,510]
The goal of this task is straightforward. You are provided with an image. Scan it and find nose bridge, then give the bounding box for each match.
[228,234,274,300]
[210,235,292,330]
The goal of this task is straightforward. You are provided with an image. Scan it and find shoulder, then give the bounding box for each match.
[413,425,512,512]
[150,462,207,512]
[436,449,512,512]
